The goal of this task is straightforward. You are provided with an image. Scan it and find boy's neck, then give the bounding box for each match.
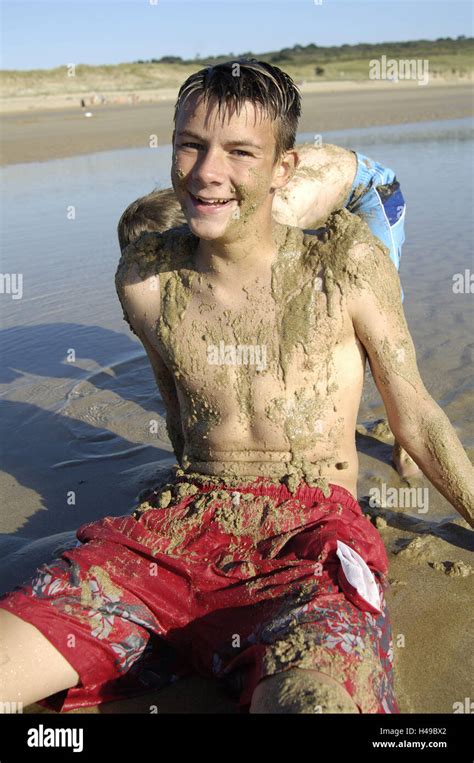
[194,218,288,277]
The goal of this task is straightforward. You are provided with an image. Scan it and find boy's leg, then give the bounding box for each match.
[249,667,360,714]
[0,499,199,712]
[0,609,79,708]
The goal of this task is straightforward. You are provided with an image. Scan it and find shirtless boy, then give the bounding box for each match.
[118,138,415,476]
[0,60,473,716]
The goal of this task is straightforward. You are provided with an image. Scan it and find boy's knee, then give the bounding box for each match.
[0,608,79,706]
[249,667,360,714]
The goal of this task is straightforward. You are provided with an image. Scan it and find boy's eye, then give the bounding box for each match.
[178,143,251,157]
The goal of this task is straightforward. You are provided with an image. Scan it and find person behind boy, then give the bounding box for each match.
[0,60,473,717]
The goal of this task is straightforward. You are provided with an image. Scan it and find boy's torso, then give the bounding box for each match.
[118,211,369,495]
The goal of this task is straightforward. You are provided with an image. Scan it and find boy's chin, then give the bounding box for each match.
[186,217,236,240]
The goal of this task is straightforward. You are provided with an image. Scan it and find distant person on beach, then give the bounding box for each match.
[1,60,473,716]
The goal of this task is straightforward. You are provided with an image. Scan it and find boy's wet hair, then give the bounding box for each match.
[117,187,187,250]
[173,58,301,163]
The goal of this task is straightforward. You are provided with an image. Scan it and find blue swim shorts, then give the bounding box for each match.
[343,151,406,277]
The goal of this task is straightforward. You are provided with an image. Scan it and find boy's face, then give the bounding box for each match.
[171,93,297,242]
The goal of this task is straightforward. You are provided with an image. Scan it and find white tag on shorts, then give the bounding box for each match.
[336,539,382,612]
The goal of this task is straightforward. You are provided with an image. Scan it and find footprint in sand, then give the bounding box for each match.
[430,560,473,577]
[393,535,473,576]
[357,418,394,442]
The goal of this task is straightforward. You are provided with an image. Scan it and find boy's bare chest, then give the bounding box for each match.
[151,267,348,390]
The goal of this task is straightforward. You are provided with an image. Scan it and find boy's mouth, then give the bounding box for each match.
[188,191,238,213]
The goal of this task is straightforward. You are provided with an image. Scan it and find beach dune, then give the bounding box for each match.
[1,82,472,166]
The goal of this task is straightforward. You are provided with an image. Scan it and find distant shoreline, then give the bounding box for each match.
[1,76,470,115]
[1,80,472,166]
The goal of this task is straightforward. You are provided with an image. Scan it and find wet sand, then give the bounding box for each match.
[1,83,472,166]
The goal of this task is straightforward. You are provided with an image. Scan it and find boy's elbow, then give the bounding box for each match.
[387,393,444,448]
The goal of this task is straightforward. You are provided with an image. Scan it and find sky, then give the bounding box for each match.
[1,0,473,71]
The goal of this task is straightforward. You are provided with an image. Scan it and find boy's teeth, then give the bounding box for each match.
[195,195,231,205]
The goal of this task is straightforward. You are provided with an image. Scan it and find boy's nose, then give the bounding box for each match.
[192,148,227,185]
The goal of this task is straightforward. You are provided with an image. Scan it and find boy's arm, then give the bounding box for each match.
[136,330,185,465]
[345,236,474,527]
[272,143,357,228]
[115,256,185,464]
[274,144,406,274]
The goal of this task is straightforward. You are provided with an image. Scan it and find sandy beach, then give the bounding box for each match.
[1,81,472,166]
[0,79,473,716]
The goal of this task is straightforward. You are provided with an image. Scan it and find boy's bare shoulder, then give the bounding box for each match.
[115,225,196,289]
[301,208,401,308]
[303,207,377,247]
[303,207,392,270]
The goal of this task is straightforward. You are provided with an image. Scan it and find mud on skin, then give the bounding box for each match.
[117,207,388,493]
[116,185,474,519]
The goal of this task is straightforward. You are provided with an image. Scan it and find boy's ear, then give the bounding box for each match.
[271,149,299,191]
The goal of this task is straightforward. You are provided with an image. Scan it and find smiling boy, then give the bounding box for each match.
[118,142,416,477]
[0,60,473,716]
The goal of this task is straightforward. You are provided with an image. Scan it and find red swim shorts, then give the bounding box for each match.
[0,475,399,713]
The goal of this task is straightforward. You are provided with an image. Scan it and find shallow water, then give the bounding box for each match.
[0,119,472,574]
